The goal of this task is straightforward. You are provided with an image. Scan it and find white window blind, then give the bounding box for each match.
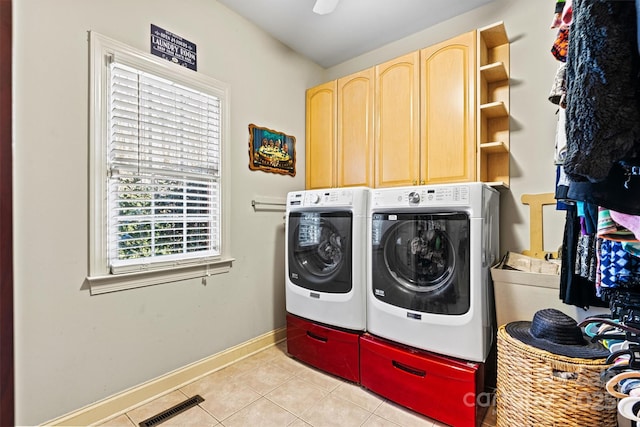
[107,61,221,273]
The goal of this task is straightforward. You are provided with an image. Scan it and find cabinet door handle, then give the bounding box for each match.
[306,331,328,343]
[412,180,417,185]
[392,360,426,377]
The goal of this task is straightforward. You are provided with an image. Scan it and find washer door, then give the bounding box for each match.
[371,212,470,314]
[288,211,352,293]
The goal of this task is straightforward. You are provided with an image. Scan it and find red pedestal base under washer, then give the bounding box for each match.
[360,334,487,427]
[286,313,360,383]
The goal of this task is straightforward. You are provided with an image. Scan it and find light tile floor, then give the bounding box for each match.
[98,341,497,427]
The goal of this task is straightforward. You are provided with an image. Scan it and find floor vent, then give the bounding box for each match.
[138,395,205,427]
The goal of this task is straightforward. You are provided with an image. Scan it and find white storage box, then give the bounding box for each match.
[490,253,574,327]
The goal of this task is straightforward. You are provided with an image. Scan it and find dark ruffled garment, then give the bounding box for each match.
[565,0,640,183]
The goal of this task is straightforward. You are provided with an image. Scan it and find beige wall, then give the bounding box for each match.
[13,0,607,425]
[13,0,322,424]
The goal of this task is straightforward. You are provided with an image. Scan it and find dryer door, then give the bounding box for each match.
[371,212,470,314]
[288,211,353,293]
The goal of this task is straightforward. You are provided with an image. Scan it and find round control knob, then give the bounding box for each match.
[408,191,420,204]
[309,193,321,204]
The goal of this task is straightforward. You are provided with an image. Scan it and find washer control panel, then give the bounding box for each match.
[287,189,354,207]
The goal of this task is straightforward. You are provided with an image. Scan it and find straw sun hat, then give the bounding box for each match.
[504,308,610,359]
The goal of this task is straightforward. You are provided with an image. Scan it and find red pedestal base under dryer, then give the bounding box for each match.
[360,334,488,427]
[286,313,360,383]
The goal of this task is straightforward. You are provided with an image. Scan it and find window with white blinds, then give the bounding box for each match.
[89,32,232,293]
[108,62,221,272]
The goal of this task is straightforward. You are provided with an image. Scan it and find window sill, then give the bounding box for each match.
[86,258,234,295]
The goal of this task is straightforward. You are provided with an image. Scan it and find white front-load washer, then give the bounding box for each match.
[367,183,499,362]
[285,187,368,331]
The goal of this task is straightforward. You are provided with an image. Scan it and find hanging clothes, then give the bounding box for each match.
[564,0,640,184]
[550,0,567,29]
[610,210,640,240]
[637,0,640,55]
[550,0,572,61]
[550,64,570,208]
[598,239,640,292]
[575,233,598,282]
[549,63,567,108]
[559,205,608,308]
[568,161,640,215]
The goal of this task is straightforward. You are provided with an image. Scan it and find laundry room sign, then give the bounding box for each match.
[150,24,197,71]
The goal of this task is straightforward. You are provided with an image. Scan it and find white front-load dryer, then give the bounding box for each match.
[285,187,369,331]
[367,183,499,362]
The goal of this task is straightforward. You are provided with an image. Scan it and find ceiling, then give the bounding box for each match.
[216,0,496,68]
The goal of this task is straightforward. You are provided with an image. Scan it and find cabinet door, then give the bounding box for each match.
[420,31,476,184]
[337,69,374,188]
[374,51,420,188]
[305,80,337,189]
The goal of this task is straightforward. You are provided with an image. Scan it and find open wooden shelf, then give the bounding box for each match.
[486,181,510,190]
[480,62,508,83]
[478,22,508,49]
[480,141,508,154]
[477,22,510,188]
[480,101,508,119]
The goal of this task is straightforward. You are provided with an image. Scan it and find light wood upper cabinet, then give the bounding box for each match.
[374,51,421,188]
[305,80,336,190]
[305,70,374,190]
[305,23,510,190]
[337,68,374,188]
[420,30,476,184]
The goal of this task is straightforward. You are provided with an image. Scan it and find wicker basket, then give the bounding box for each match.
[496,325,617,427]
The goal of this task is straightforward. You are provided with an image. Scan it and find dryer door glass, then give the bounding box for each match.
[371,212,470,314]
[288,211,352,293]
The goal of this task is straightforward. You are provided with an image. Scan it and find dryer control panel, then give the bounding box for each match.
[371,185,470,208]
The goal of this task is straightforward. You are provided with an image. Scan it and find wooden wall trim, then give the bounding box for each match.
[0,0,14,425]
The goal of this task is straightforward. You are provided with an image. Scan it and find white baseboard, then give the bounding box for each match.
[44,327,287,426]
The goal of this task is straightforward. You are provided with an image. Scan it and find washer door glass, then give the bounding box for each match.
[371,212,470,314]
[288,211,352,293]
